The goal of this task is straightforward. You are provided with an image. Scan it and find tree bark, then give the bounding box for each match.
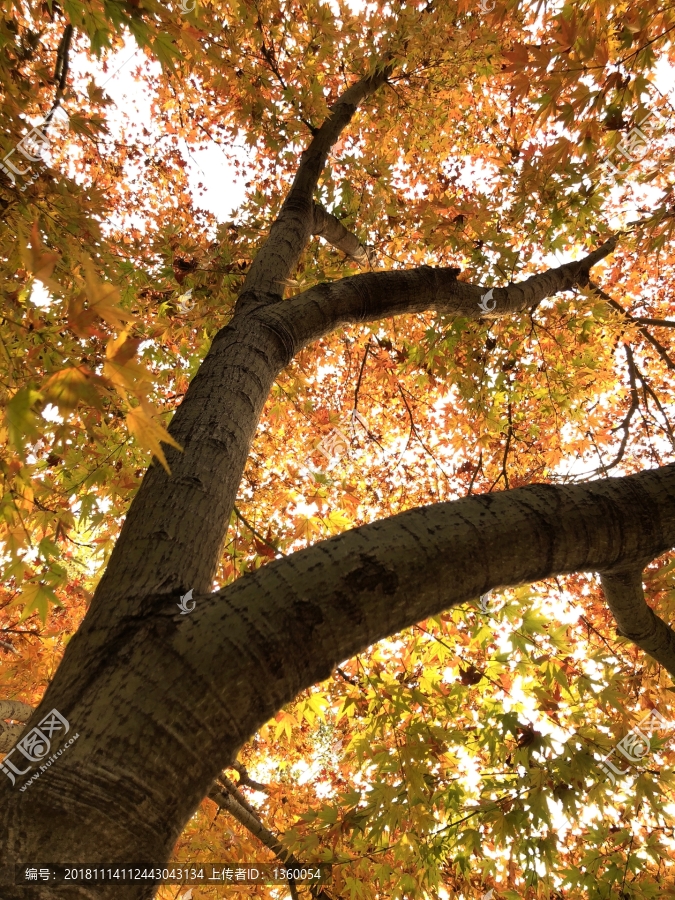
[0,59,667,898]
[3,463,675,897]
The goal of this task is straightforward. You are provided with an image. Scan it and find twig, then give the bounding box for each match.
[233,505,286,557]
[228,760,269,793]
[588,280,675,370]
[44,24,73,126]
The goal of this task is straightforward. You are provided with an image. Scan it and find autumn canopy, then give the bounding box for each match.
[2,0,675,898]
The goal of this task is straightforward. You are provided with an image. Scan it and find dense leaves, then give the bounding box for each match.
[2,0,675,897]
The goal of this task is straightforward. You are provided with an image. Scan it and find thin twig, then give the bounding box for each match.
[233,505,286,557]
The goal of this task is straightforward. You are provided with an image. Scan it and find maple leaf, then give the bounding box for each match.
[4,385,42,454]
[42,366,105,413]
[10,581,63,624]
[125,398,182,473]
[83,260,137,330]
[20,222,61,294]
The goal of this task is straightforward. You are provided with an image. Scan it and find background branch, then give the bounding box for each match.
[600,568,675,678]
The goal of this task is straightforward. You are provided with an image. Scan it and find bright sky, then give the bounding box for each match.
[80,38,248,221]
[74,19,675,229]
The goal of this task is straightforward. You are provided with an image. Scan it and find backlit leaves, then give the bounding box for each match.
[2,0,675,895]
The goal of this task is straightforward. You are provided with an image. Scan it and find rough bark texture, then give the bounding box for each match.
[0,62,671,899]
[0,702,34,753]
[3,465,675,897]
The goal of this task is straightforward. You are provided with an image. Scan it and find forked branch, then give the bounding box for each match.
[258,236,620,356]
[239,67,390,302]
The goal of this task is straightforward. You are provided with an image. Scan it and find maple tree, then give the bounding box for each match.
[2,0,675,898]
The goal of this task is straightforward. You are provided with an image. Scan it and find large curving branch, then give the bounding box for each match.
[600,568,675,677]
[6,465,675,875]
[174,461,675,751]
[255,236,618,355]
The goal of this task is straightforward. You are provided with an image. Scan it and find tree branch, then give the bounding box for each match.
[229,760,269,792]
[233,505,287,558]
[44,24,73,126]
[0,700,34,753]
[312,203,374,267]
[173,462,675,766]
[257,237,618,356]
[238,67,390,305]
[588,279,675,370]
[600,568,675,678]
[208,781,301,900]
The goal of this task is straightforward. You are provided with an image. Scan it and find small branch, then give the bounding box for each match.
[233,505,286,558]
[588,280,675,370]
[44,24,73,126]
[501,403,513,490]
[396,383,450,480]
[467,451,483,496]
[219,773,264,818]
[209,782,300,900]
[600,568,675,679]
[312,204,374,267]
[335,666,359,686]
[353,338,372,410]
[590,343,640,475]
[229,760,269,793]
[632,317,675,328]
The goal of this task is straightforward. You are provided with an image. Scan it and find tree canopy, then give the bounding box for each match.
[2,0,675,898]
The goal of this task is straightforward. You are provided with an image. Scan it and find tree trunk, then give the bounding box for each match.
[2,461,675,898]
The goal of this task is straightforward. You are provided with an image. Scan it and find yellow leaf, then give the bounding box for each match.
[21,222,61,293]
[126,399,182,473]
[10,581,63,624]
[106,332,141,365]
[84,259,137,329]
[103,333,147,392]
[42,366,104,413]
